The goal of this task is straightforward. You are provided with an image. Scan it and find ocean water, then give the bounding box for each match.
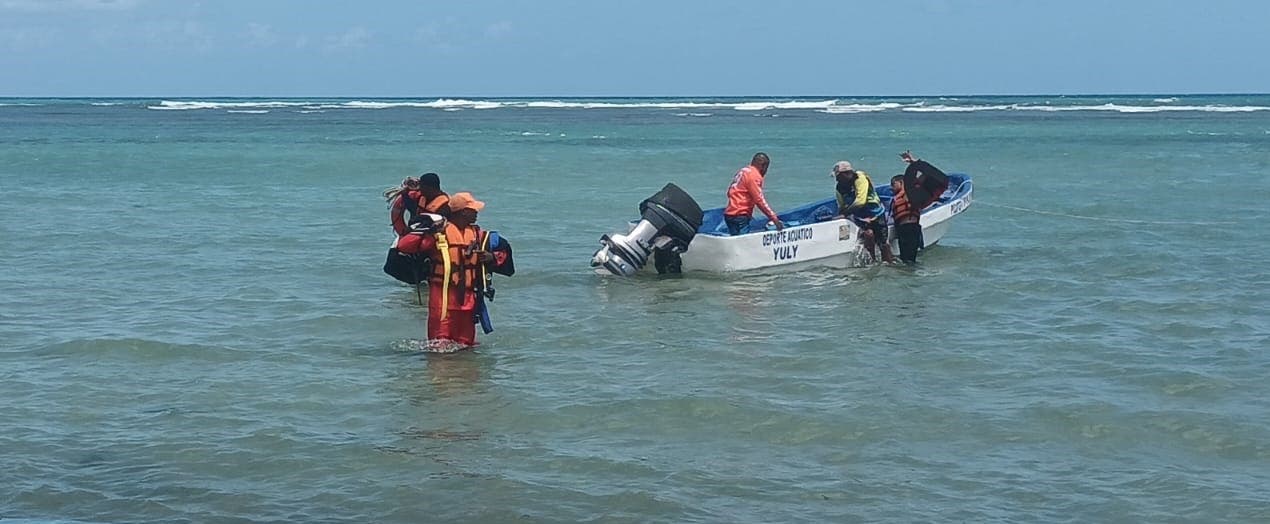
[2,95,1269,523]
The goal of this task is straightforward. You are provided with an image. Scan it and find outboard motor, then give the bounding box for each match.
[591,183,704,276]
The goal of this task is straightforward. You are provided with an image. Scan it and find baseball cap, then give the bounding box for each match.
[831,161,854,175]
[449,192,486,212]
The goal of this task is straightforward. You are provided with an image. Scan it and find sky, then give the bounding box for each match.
[1,0,1268,97]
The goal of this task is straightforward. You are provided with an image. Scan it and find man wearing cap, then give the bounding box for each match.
[417,172,452,219]
[723,152,784,235]
[833,160,895,263]
[410,192,499,347]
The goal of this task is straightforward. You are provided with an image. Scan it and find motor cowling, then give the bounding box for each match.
[591,183,704,276]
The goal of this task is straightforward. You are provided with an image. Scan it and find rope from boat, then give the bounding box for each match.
[975,201,1236,226]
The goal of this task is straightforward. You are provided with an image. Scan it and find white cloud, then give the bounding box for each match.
[325,26,371,50]
[0,0,141,11]
[412,23,452,52]
[245,22,278,48]
[0,25,59,48]
[87,19,212,51]
[484,21,512,39]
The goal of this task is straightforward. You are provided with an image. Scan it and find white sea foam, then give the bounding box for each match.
[820,103,902,114]
[901,104,1012,112]
[523,100,723,109]
[1014,103,1269,113]
[90,102,121,106]
[226,110,269,114]
[147,100,308,110]
[427,98,502,109]
[734,99,838,111]
[134,98,1270,114]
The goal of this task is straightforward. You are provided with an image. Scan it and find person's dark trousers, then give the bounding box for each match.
[896,222,923,263]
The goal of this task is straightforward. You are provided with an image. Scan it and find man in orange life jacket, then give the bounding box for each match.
[396,192,502,346]
[417,172,452,220]
[889,151,950,264]
[386,177,424,237]
[723,152,784,235]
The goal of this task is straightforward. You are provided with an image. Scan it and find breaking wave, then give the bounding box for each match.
[118,98,1270,114]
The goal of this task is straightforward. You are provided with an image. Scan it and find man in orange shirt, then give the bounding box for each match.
[723,152,784,235]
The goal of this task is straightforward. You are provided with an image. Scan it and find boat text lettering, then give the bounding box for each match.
[773,245,799,261]
[760,226,813,246]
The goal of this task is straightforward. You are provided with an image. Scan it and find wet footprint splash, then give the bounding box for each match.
[388,339,475,354]
[420,339,474,354]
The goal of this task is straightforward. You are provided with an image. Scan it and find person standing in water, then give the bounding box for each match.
[417,172,452,220]
[385,176,423,237]
[889,150,950,264]
[833,160,894,263]
[723,152,784,235]
[409,192,500,347]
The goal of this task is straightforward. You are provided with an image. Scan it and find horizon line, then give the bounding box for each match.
[3,92,1270,99]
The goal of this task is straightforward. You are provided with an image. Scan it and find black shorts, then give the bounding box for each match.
[895,222,923,263]
[855,218,887,245]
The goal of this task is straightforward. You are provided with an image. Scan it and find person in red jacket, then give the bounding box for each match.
[384,176,423,237]
[723,152,784,235]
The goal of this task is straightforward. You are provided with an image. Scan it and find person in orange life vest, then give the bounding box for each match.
[385,176,424,237]
[412,192,498,346]
[890,150,950,264]
[417,172,452,220]
[723,152,784,235]
[889,174,922,264]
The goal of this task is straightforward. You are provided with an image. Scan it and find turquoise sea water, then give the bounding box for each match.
[2,95,1269,523]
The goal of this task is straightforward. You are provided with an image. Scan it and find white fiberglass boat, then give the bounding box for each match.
[591,174,973,275]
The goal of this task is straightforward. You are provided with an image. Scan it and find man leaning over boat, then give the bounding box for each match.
[832,160,894,263]
[723,152,784,235]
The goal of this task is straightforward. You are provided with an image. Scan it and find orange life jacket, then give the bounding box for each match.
[430,222,480,287]
[891,184,918,223]
[422,193,451,215]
